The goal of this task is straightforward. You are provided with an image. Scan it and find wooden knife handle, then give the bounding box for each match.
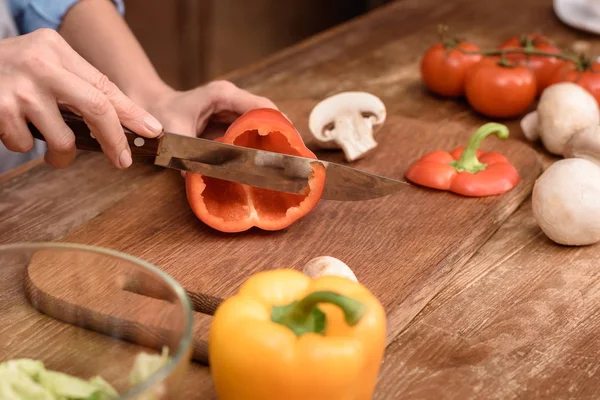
[27,110,161,157]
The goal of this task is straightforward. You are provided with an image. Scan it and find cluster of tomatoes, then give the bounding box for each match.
[420,32,600,119]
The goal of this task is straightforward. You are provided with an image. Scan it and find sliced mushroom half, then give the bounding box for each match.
[308,91,387,162]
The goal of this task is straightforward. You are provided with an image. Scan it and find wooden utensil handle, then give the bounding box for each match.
[27,110,161,157]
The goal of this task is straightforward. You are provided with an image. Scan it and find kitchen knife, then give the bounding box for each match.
[27,110,409,201]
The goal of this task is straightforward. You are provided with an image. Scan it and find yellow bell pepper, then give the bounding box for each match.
[209,269,387,400]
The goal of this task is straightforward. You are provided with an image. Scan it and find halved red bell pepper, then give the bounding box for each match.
[185,108,326,233]
[404,123,520,197]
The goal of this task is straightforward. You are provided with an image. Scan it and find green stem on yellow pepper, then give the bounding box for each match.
[271,291,366,337]
[450,123,509,174]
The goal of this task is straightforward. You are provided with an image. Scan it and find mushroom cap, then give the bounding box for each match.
[308,91,387,144]
[532,158,600,246]
[554,0,600,35]
[536,82,599,156]
[302,256,358,282]
[564,125,600,167]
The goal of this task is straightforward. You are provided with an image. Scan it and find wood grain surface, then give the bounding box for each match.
[3,0,600,398]
[0,249,189,397]
[25,248,211,362]
[374,200,600,399]
[26,114,540,365]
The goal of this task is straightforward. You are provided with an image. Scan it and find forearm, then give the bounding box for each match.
[58,0,172,107]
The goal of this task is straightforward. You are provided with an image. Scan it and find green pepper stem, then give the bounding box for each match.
[450,123,509,174]
[271,291,366,337]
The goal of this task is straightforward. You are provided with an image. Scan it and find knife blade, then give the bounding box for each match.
[27,110,409,201]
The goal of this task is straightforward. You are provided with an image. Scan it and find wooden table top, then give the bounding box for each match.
[3,0,600,398]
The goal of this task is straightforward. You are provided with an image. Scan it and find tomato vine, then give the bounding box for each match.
[420,25,600,118]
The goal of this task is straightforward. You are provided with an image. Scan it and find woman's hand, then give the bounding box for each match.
[141,80,277,138]
[0,29,163,169]
[138,80,277,177]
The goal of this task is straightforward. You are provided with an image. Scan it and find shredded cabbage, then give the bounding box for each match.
[0,347,169,400]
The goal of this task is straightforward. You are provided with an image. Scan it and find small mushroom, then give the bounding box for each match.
[302,256,358,282]
[308,91,387,162]
[532,158,600,246]
[520,82,599,156]
[564,125,600,167]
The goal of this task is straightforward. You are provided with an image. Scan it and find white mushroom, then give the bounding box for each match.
[553,0,600,36]
[564,124,600,167]
[520,111,540,142]
[302,256,358,282]
[308,92,387,162]
[532,158,600,246]
[520,82,599,156]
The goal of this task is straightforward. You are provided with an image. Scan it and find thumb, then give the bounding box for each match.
[225,91,278,115]
[209,81,278,116]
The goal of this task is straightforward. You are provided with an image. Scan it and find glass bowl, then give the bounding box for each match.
[0,242,193,399]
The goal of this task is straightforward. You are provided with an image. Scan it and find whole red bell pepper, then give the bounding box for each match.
[405,123,520,197]
[185,108,326,233]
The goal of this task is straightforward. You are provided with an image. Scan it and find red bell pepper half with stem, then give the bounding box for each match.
[185,108,326,233]
[405,123,520,197]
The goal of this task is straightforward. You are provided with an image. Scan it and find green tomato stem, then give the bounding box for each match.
[459,47,578,62]
[438,24,458,49]
[498,50,514,67]
[521,35,536,50]
[450,123,510,174]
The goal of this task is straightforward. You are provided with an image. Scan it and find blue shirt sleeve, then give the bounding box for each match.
[9,0,125,35]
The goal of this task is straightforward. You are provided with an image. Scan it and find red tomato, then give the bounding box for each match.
[420,41,482,97]
[499,33,556,49]
[499,34,563,95]
[548,61,600,105]
[465,57,537,119]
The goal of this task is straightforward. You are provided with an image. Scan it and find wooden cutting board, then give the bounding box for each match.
[26,103,542,365]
